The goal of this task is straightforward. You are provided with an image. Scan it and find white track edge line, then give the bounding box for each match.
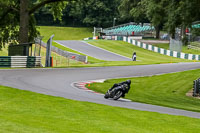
[54,41,104,61]
[82,41,132,60]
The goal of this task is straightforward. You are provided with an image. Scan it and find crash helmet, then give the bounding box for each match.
[126,80,131,85]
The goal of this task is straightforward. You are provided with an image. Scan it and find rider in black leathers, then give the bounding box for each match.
[108,80,131,97]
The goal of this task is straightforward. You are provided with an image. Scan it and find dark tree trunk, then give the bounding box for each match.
[155,26,160,39]
[171,32,175,39]
[19,0,29,43]
[170,28,175,39]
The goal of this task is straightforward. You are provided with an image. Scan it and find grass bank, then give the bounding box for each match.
[88,40,192,64]
[0,85,200,133]
[38,26,93,41]
[152,43,200,55]
[49,40,196,67]
[87,69,200,112]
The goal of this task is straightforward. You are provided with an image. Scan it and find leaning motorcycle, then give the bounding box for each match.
[104,84,129,100]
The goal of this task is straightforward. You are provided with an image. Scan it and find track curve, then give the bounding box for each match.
[0,62,200,118]
[55,40,131,61]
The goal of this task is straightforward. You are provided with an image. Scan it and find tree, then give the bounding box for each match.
[0,0,71,49]
[118,0,138,22]
[144,0,168,39]
[165,0,200,43]
[68,0,120,27]
[118,0,166,39]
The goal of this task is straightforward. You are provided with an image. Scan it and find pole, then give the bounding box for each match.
[34,44,36,56]
[94,27,96,37]
[113,18,116,27]
[45,34,54,67]
[39,39,41,56]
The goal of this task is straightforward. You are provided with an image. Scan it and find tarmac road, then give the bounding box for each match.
[1,62,200,118]
[55,40,131,61]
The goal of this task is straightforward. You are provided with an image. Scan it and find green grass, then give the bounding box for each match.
[1,85,200,133]
[0,44,83,68]
[49,40,197,67]
[38,26,93,41]
[37,26,196,66]
[152,43,200,55]
[52,41,104,64]
[87,69,200,112]
[88,40,192,64]
[38,26,105,65]
[0,40,196,68]
[38,45,83,67]
[0,45,8,56]
[151,43,169,49]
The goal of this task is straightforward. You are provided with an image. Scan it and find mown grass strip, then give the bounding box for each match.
[42,40,196,67]
[152,43,200,55]
[87,69,200,112]
[0,85,200,133]
[38,26,93,41]
[88,40,192,64]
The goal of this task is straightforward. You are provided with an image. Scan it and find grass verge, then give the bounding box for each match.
[152,43,200,55]
[88,40,193,64]
[0,85,200,133]
[48,40,197,67]
[38,26,93,41]
[87,69,200,112]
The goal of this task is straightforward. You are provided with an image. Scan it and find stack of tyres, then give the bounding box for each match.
[193,78,200,96]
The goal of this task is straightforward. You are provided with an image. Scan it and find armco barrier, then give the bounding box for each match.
[0,56,41,68]
[39,40,87,63]
[83,36,200,61]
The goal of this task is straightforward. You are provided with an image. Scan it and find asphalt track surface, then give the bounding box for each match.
[1,63,200,118]
[55,40,131,61]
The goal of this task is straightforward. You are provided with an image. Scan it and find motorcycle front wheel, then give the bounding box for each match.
[113,90,123,100]
[104,93,110,99]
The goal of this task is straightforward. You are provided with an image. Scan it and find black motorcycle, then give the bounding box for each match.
[104,80,131,100]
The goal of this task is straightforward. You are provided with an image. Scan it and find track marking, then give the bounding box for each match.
[55,40,131,61]
[82,41,131,60]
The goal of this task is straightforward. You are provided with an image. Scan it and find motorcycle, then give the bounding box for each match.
[104,80,131,100]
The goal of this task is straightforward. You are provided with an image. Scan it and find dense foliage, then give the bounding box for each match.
[118,0,200,39]
[0,0,200,49]
[35,0,120,27]
[0,0,70,47]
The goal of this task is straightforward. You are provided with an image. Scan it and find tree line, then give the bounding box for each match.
[119,0,200,41]
[0,0,200,48]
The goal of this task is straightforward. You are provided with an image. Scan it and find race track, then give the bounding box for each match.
[1,62,200,118]
[55,40,131,61]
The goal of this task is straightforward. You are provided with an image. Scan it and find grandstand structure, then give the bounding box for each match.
[192,21,200,29]
[102,22,154,37]
[192,24,200,29]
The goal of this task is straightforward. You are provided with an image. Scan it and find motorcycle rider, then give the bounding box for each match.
[108,80,131,97]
